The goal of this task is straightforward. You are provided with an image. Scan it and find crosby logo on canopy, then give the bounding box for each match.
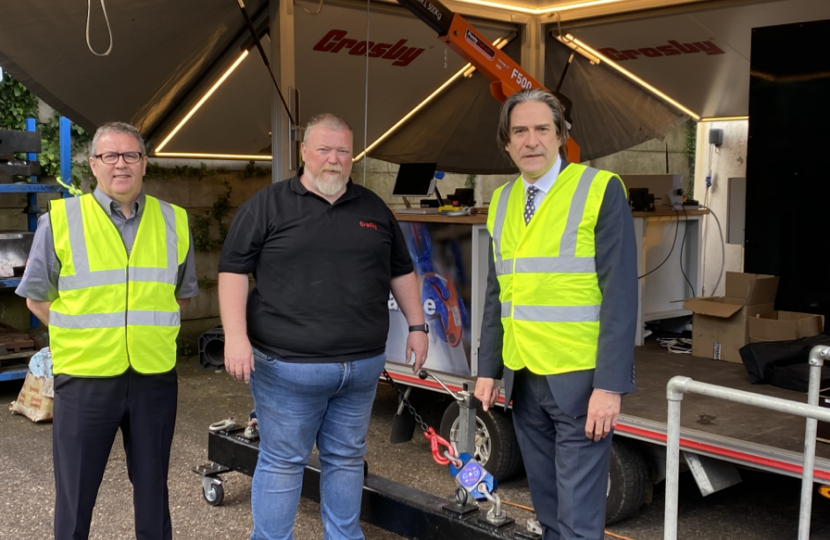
[313,29,426,67]
[597,39,725,61]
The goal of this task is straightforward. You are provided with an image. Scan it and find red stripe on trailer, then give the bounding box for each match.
[616,423,830,481]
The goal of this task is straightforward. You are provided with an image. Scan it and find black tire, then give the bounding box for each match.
[203,482,224,506]
[439,401,523,481]
[606,438,648,525]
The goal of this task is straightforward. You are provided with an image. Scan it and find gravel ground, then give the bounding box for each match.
[2,356,830,539]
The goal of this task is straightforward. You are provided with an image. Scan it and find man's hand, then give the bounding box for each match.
[405,331,428,374]
[25,299,51,326]
[224,335,255,383]
[474,377,500,412]
[585,389,621,442]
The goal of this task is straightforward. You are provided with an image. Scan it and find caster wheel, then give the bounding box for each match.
[203,482,224,506]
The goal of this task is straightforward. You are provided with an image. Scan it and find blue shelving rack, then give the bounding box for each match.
[0,117,71,380]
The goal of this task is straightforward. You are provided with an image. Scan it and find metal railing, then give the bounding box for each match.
[664,345,830,540]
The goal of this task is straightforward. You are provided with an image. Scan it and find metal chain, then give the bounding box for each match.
[382,369,430,434]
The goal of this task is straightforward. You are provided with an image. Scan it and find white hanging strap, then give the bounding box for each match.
[299,0,324,15]
[86,0,113,57]
[362,0,371,186]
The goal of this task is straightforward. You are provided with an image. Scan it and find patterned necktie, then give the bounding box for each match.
[525,186,539,225]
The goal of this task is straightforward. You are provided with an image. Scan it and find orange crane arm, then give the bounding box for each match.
[395,0,580,163]
[442,14,544,102]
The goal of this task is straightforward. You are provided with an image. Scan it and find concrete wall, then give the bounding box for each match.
[587,122,694,197]
[142,172,271,346]
[351,159,481,208]
[693,120,748,296]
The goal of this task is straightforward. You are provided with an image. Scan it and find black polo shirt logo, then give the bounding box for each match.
[359,221,378,231]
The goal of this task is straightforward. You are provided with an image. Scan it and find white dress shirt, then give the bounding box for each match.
[522,155,562,210]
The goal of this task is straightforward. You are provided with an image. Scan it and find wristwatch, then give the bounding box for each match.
[409,323,429,334]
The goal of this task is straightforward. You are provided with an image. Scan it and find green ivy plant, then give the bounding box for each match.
[146,161,268,180]
[684,120,696,199]
[241,160,269,179]
[0,73,39,132]
[39,111,92,185]
[0,73,92,186]
[176,338,193,358]
[191,179,233,252]
[197,275,217,290]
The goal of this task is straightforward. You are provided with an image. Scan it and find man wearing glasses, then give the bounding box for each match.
[16,122,197,540]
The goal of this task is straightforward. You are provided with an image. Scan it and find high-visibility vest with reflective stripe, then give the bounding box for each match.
[48,194,189,376]
[487,163,625,375]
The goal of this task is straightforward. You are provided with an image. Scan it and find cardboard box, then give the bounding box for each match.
[684,272,779,363]
[748,311,824,343]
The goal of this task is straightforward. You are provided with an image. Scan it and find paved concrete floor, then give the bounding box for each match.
[2,356,830,539]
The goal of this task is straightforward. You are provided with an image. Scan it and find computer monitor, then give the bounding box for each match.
[392,163,438,198]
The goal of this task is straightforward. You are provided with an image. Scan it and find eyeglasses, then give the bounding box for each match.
[92,152,144,164]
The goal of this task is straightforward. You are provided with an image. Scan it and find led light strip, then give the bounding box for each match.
[154,37,509,162]
[153,152,271,160]
[557,34,700,120]
[555,34,600,64]
[450,0,643,15]
[154,51,250,153]
[700,116,748,122]
[354,37,507,162]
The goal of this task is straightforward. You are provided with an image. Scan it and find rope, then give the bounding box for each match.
[604,531,640,540]
[55,176,83,197]
[362,0,370,186]
[657,337,692,354]
[501,499,534,512]
[499,498,641,540]
[298,0,323,15]
[86,0,113,56]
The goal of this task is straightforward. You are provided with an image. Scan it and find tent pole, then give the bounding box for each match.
[520,15,545,85]
[271,0,298,183]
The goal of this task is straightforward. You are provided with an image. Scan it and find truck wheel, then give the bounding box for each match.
[606,438,648,525]
[440,402,523,481]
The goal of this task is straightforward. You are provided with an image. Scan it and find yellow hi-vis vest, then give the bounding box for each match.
[486,163,625,375]
[48,194,189,376]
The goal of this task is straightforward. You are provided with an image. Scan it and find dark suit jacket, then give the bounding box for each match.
[477,162,637,417]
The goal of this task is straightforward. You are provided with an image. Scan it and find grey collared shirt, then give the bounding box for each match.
[16,188,198,302]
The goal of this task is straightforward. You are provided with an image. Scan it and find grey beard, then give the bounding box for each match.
[312,171,347,196]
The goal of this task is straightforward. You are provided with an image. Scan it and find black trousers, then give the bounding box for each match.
[53,368,178,540]
[511,369,613,540]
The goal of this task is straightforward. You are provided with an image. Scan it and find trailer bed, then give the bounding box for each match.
[384,345,830,484]
[617,347,830,483]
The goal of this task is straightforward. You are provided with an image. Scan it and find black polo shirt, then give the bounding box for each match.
[218,171,413,363]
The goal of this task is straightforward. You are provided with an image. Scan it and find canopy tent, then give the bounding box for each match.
[0,0,826,173]
[561,0,830,119]
[366,31,690,173]
[0,0,505,159]
[0,1,271,137]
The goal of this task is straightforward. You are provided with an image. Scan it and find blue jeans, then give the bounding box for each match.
[249,349,386,540]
